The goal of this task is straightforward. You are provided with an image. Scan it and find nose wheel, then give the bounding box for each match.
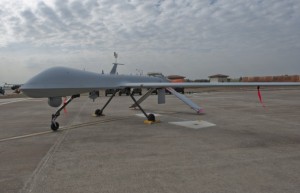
[50,94,79,131]
[51,121,59,131]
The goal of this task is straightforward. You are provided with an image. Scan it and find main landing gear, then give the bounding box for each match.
[94,88,156,122]
[51,94,80,131]
[129,93,155,122]
[94,89,118,116]
[50,88,156,131]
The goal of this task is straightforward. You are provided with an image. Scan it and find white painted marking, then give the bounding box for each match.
[0,98,29,106]
[169,120,216,129]
[135,113,161,117]
[0,98,42,106]
[0,130,54,142]
[0,116,130,143]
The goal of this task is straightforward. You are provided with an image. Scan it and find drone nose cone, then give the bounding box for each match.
[21,66,102,98]
[21,67,72,97]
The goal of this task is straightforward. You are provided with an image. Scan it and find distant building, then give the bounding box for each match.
[147,73,186,83]
[241,75,300,82]
[167,75,186,83]
[208,74,229,82]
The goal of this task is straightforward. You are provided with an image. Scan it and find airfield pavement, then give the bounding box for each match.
[1,88,300,193]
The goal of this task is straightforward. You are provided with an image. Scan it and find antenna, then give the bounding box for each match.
[114,52,118,63]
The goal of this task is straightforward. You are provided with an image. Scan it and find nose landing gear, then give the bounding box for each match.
[50,94,80,131]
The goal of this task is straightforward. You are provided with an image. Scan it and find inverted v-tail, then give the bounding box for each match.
[110,63,124,74]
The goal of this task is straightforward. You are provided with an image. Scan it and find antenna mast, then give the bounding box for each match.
[114,52,118,63]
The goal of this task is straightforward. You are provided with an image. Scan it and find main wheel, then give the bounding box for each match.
[147,114,155,122]
[95,109,102,116]
[51,122,59,131]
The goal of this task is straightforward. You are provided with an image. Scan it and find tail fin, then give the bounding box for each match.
[110,63,124,74]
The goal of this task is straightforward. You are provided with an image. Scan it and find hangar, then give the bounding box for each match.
[209,74,229,83]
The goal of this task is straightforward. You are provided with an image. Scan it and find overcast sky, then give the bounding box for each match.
[1,0,300,83]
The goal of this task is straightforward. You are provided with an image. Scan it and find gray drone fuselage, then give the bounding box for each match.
[21,67,166,98]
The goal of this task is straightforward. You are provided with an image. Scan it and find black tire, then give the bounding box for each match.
[51,122,59,131]
[95,109,102,116]
[147,114,155,122]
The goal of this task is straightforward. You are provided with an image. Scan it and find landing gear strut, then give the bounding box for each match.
[94,89,118,116]
[51,94,80,131]
[94,88,155,122]
[130,92,155,122]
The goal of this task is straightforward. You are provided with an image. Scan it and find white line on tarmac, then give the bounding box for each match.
[0,130,53,142]
[0,98,42,106]
[0,116,130,143]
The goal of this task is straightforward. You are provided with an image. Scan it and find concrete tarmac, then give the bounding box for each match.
[1,89,300,193]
